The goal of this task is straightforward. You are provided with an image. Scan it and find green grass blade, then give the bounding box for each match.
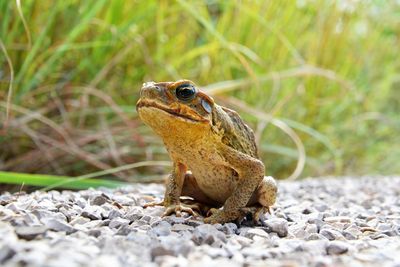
[22,0,107,93]
[0,171,128,190]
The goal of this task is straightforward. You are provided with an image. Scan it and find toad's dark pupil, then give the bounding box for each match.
[176,85,196,101]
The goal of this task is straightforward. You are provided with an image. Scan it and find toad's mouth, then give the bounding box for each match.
[136,99,208,123]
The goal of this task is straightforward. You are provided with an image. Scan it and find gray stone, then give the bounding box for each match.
[158,235,193,257]
[127,231,153,247]
[185,219,204,227]
[112,195,136,206]
[295,240,328,256]
[90,195,109,206]
[320,228,343,240]
[324,216,352,223]
[70,216,90,225]
[171,223,194,232]
[31,209,55,220]
[326,241,349,255]
[382,230,397,236]
[151,221,171,236]
[116,224,135,235]
[314,203,329,212]
[192,224,226,245]
[342,231,357,240]
[231,235,252,247]
[245,228,270,239]
[377,223,392,232]
[150,246,175,260]
[370,233,389,239]
[42,218,76,234]
[306,233,329,241]
[81,206,103,220]
[305,223,318,234]
[343,224,362,240]
[87,229,101,237]
[108,209,123,220]
[109,217,130,229]
[308,217,324,231]
[0,194,14,206]
[264,218,288,237]
[241,247,272,259]
[140,215,152,223]
[216,223,238,235]
[124,210,143,222]
[0,246,15,264]
[163,216,186,225]
[14,225,47,240]
[291,225,307,238]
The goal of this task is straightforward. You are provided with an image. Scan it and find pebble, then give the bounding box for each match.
[41,218,76,234]
[216,222,238,235]
[14,225,47,240]
[192,224,226,245]
[326,241,349,255]
[324,216,352,223]
[151,221,172,236]
[320,228,342,240]
[245,228,270,239]
[0,176,399,266]
[171,223,194,232]
[264,218,288,237]
[150,245,175,260]
[90,195,109,206]
[0,246,15,264]
[81,206,103,220]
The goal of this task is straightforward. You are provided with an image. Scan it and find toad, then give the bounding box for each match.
[136,80,277,224]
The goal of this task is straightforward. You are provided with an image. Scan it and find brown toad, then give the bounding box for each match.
[136,80,277,224]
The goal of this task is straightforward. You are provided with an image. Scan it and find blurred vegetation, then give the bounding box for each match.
[0,0,399,189]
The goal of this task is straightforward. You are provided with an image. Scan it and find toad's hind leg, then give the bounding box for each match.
[180,173,221,216]
[246,176,278,222]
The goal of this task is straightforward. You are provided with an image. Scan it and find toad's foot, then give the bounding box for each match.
[143,200,164,208]
[143,200,200,217]
[240,206,272,224]
[180,199,213,216]
[204,209,245,224]
[163,202,200,217]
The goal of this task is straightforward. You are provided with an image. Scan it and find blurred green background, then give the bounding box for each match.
[0,0,399,190]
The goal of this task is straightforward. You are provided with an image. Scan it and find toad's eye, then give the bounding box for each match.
[175,84,196,102]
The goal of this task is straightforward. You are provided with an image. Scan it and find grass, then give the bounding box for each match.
[0,1,399,190]
[0,171,128,190]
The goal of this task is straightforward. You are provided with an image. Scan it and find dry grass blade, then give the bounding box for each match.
[15,0,32,49]
[76,86,138,129]
[99,114,125,167]
[202,65,353,95]
[0,101,77,148]
[0,39,14,129]
[90,41,137,88]
[18,124,128,180]
[3,125,129,171]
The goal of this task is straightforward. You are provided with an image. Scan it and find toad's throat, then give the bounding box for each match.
[137,99,208,123]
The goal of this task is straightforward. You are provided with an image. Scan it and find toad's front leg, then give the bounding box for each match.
[204,145,265,224]
[144,163,198,217]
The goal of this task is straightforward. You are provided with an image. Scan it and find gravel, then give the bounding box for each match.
[1,176,400,267]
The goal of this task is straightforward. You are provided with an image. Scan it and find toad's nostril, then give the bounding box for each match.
[140,82,154,98]
[142,81,155,88]
[140,82,163,99]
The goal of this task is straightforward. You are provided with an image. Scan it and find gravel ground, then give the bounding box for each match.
[1,176,400,267]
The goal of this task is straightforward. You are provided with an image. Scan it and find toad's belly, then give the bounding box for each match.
[190,164,239,204]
